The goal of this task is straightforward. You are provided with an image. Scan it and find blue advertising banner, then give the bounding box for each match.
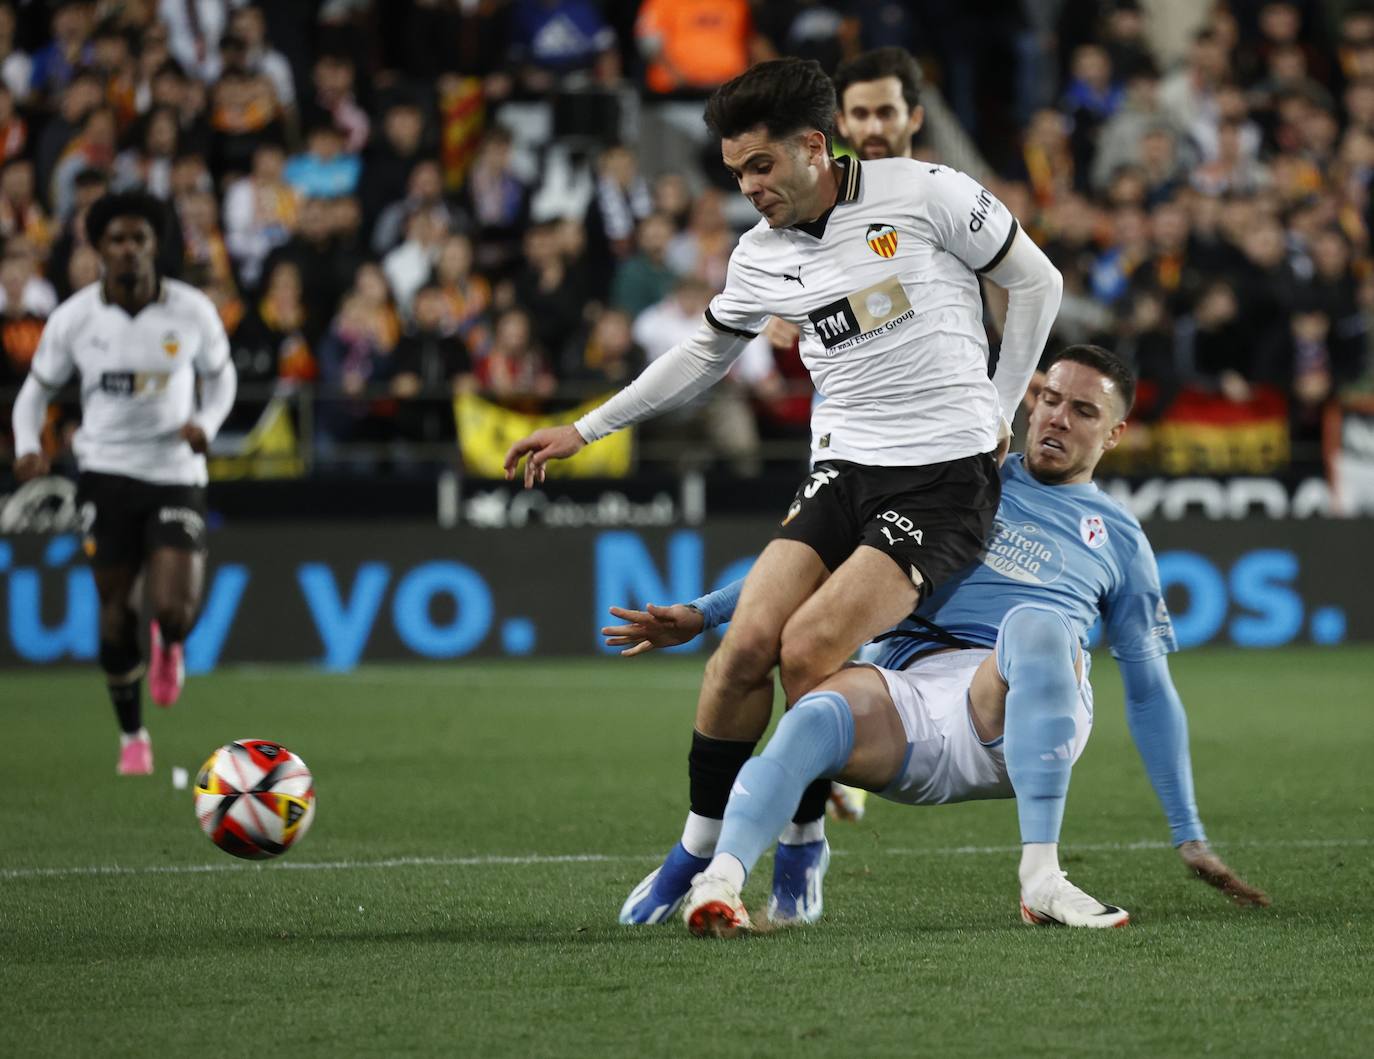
[0,518,1368,670]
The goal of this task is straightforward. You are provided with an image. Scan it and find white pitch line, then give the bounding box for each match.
[2,836,1369,882]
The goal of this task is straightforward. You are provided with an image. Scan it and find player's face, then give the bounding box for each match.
[837,77,923,160]
[98,215,157,289]
[721,127,827,228]
[1025,360,1128,485]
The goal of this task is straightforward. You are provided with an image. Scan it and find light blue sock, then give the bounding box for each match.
[714,690,855,883]
[998,605,1080,846]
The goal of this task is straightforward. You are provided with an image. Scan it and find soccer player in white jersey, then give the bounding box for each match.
[606,346,1270,935]
[11,192,237,775]
[505,58,1062,925]
[824,46,927,824]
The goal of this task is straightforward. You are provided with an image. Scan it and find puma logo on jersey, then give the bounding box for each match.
[880,526,904,546]
[776,268,803,286]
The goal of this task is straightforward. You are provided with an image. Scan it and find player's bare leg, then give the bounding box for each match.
[621,540,827,925]
[778,545,921,704]
[95,563,151,775]
[695,539,830,739]
[145,546,204,707]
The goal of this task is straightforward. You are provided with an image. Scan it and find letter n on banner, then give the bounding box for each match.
[454,392,633,478]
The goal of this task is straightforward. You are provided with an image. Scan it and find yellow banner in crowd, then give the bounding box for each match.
[209,398,304,480]
[454,392,632,478]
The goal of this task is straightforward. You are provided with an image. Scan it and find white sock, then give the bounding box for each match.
[703,852,747,891]
[1019,842,1061,891]
[680,812,722,858]
[779,819,825,845]
[120,728,149,746]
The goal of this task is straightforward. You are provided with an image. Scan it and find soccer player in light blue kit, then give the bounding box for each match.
[605,345,1269,934]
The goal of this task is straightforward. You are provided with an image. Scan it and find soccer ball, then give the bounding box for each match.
[194,739,316,860]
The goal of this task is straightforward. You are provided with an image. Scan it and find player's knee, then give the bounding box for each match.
[153,600,194,643]
[98,611,141,678]
[710,625,777,688]
[767,690,855,778]
[777,623,836,700]
[999,606,1074,680]
[98,601,135,645]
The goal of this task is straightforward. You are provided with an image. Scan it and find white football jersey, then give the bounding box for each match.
[28,279,232,486]
[708,156,1018,467]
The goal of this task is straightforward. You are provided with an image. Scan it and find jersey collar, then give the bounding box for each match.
[99,278,168,314]
[792,156,862,240]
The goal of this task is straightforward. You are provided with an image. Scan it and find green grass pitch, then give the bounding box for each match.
[2,647,1372,1058]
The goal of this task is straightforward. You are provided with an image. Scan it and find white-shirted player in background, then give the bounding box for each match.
[505,58,1063,925]
[11,192,237,775]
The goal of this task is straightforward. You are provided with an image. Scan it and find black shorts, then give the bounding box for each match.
[775,453,1000,597]
[76,471,209,568]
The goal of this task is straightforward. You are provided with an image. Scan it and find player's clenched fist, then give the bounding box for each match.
[503,424,586,488]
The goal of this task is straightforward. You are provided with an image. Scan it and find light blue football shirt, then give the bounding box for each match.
[874,454,1178,669]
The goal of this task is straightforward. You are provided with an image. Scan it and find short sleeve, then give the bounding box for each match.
[28,309,74,389]
[191,292,231,374]
[705,246,770,340]
[1104,533,1178,662]
[922,166,1019,275]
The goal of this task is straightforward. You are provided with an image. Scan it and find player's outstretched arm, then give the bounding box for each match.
[502,321,748,489]
[602,604,705,656]
[1118,654,1271,908]
[600,577,746,657]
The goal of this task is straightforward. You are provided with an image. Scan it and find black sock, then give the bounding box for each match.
[110,680,142,735]
[688,730,757,819]
[792,777,832,825]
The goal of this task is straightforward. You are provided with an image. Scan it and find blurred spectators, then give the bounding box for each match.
[0,0,1369,479]
[222,138,298,289]
[430,232,493,359]
[635,0,760,95]
[632,277,775,476]
[284,122,358,200]
[391,283,476,445]
[612,211,678,318]
[480,305,556,407]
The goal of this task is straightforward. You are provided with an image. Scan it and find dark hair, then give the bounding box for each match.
[85,191,167,246]
[1045,344,1137,415]
[834,47,923,112]
[704,58,835,147]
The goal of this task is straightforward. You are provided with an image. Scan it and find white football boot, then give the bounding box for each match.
[1020,870,1130,928]
[682,873,752,938]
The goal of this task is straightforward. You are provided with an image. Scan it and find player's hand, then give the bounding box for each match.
[179,423,209,454]
[995,416,1013,466]
[13,452,50,481]
[1177,840,1271,908]
[602,603,705,657]
[503,425,585,488]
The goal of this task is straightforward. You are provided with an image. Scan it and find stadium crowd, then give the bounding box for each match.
[1,0,1373,475]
